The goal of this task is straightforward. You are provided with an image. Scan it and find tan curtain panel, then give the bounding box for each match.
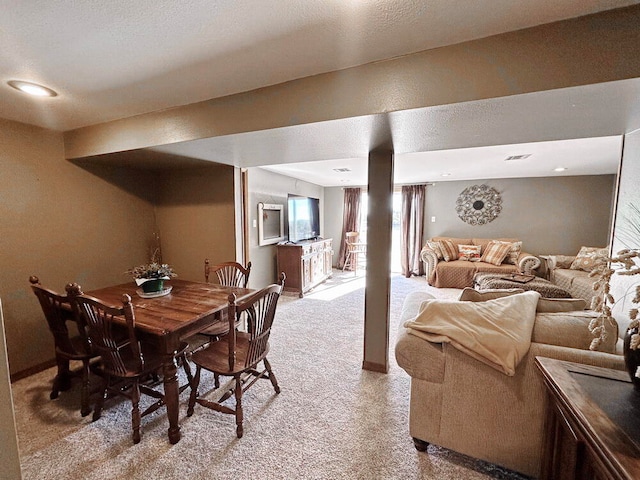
[338,188,362,269]
[401,184,426,277]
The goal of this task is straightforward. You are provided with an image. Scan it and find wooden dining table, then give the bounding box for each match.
[84,278,255,444]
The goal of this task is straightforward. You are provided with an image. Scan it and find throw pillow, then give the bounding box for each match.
[459,287,587,312]
[492,240,522,265]
[554,255,575,269]
[480,241,512,266]
[438,240,459,262]
[458,287,524,302]
[426,241,444,260]
[458,244,481,261]
[570,246,608,272]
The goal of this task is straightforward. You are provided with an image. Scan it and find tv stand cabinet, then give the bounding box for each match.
[276,238,333,297]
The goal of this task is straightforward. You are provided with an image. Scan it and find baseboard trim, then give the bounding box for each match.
[362,361,388,374]
[10,358,56,383]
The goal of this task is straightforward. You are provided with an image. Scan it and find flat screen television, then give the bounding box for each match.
[287,194,320,243]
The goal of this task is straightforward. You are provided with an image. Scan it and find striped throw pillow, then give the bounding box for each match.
[492,240,522,265]
[438,240,459,262]
[480,241,512,266]
[426,241,444,260]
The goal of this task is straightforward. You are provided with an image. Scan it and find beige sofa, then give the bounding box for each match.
[394,291,624,478]
[544,255,598,306]
[421,237,540,288]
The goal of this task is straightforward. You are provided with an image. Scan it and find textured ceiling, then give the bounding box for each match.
[1,0,638,131]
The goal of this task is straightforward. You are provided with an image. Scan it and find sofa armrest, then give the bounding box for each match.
[532,311,618,353]
[517,252,541,275]
[420,246,439,284]
[395,328,446,382]
[532,343,625,371]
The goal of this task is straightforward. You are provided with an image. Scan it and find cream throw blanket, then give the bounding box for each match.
[404,291,540,376]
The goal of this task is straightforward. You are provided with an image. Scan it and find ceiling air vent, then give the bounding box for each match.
[333,168,351,172]
[504,154,531,161]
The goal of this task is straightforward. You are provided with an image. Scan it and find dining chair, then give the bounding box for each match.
[66,283,192,444]
[29,276,98,417]
[200,259,252,338]
[342,231,367,273]
[186,273,285,438]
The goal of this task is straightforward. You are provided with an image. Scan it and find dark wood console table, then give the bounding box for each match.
[535,357,640,479]
[276,238,332,297]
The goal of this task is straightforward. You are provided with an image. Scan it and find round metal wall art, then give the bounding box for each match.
[455,184,502,225]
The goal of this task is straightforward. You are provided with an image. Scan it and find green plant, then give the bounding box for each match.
[127,261,176,280]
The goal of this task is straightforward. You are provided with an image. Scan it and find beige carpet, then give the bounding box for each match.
[12,272,528,480]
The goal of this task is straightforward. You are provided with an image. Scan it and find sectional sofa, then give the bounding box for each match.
[395,289,623,478]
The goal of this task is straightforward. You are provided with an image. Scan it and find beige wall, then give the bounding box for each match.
[0,121,238,375]
[0,119,158,374]
[247,168,323,289]
[422,175,616,255]
[155,164,238,282]
[324,174,616,261]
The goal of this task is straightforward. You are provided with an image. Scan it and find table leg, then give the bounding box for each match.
[162,356,181,444]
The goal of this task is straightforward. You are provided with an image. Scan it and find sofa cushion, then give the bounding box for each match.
[570,246,608,272]
[433,260,518,289]
[439,239,459,262]
[553,268,597,306]
[458,287,524,302]
[480,241,512,266]
[460,286,586,312]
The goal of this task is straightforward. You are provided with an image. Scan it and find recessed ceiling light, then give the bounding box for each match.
[7,80,58,97]
[554,167,567,172]
[441,173,451,177]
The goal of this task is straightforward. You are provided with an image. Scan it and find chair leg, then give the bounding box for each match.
[51,354,70,399]
[214,373,220,389]
[234,376,244,438]
[50,373,62,400]
[264,358,280,394]
[80,359,91,417]
[92,375,109,422]
[131,379,142,444]
[180,354,194,389]
[342,253,350,272]
[187,365,201,417]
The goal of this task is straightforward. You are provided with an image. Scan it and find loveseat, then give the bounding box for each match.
[394,289,623,478]
[543,246,608,306]
[421,237,540,289]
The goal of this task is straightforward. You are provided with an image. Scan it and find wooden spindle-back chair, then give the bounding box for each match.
[66,283,192,444]
[199,259,252,338]
[187,273,285,438]
[29,276,98,416]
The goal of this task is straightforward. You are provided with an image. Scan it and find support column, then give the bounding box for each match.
[363,149,394,373]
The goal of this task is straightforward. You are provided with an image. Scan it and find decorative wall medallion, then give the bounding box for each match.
[455,184,502,225]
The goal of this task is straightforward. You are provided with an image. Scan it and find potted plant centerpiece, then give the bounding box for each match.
[127,259,177,294]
